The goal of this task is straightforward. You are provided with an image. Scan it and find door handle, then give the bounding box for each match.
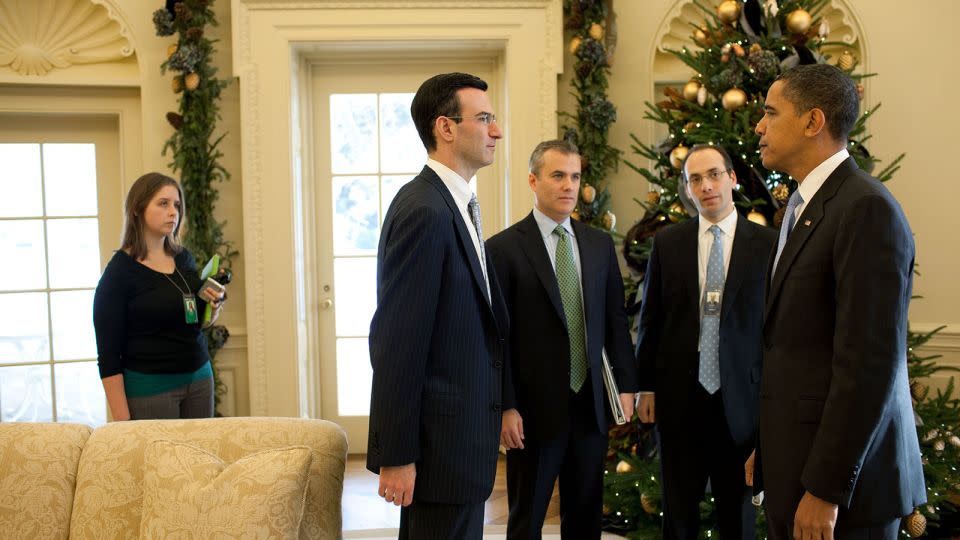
[320,298,333,309]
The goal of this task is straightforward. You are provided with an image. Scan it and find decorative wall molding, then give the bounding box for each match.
[0,0,134,76]
[653,0,863,60]
[233,0,562,416]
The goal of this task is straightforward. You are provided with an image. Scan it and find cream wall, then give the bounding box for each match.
[560,0,960,370]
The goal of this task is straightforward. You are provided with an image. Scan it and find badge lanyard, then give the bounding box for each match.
[163,268,199,324]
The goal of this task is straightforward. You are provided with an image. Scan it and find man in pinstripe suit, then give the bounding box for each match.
[367,72,510,540]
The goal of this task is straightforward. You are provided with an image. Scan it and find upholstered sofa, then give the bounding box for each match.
[0,417,348,539]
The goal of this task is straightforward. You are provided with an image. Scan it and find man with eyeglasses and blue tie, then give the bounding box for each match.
[635,144,776,539]
[751,63,925,540]
[367,72,510,540]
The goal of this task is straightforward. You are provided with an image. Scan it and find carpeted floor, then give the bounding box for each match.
[343,524,627,539]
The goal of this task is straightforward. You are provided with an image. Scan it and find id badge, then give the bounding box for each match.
[704,290,721,316]
[183,294,199,324]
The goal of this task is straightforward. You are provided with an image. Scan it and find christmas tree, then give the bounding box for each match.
[605,1,960,538]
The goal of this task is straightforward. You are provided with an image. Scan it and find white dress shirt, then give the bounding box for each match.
[697,208,738,316]
[793,148,850,222]
[426,159,490,299]
[532,206,583,280]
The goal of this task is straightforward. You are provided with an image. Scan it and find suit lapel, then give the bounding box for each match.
[421,167,491,308]
[720,214,754,324]
[680,219,700,313]
[518,213,567,326]
[571,219,599,328]
[764,157,856,321]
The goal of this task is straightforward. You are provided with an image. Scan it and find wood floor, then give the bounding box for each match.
[342,454,560,530]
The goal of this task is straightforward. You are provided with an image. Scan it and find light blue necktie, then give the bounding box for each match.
[554,225,587,392]
[772,189,804,274]
[698,225,723,394]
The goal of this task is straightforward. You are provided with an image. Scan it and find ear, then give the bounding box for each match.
[528,171,538,192]
[728,170,739,189]
[434,116,456,145]
[804,108,828,138]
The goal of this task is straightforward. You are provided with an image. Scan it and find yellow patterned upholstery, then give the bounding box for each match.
[0,417,347,540]
[0,422,91,540]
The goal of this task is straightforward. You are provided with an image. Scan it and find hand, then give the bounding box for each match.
[745,449,755,487]
[619,393,636,421]
[199,286,226,310]
[637,393,655,423]
[793,491,838,540]
[379,463,416,507]
[500,408,524,449]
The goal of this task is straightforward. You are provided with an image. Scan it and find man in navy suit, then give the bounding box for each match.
[636,144,776,539]
[487,140,638,539]
[367,72,509,540]
[753,63,925,539]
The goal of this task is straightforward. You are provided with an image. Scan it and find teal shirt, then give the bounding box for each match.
[123,361,213,398]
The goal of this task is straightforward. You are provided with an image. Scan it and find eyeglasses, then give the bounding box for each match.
[685,169,730,186]
[444,112,497,125]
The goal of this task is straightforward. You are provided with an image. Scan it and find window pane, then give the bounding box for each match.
[42,143,98,217]
[50,290,96,361]
[0,292,50,365]
[381,175,415,220]
[379,93,426,173]
[47,218,101,289]
[332,176,379,256]
[334,257,376,336]
[330,94,378,174]
[0,364,53,422]
[0,143,43,217]
[0,220,47,290]
[336,337,371,417]
[55,362,106,426]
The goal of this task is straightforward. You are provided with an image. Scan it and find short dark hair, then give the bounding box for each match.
[681,144,734,182]
[529,139,580,175]
[410,72,488,152]
[121,172,184,261]
[776,63,859,142]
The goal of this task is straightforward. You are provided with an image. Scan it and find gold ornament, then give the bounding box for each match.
[167,44,178,59]
[905,509,927,538]
[747,211,768,226]
[697,86,708,106]
[684,121,697,132]
[571,210,581,221]
[785,9,812,34]
[581,184,597,204]
[668,202,685,222]
[749,43,762,55]
[184,72,200,91]
[722,88,748,111]
[925,429,940,442]
[603,210,617,231]
[669,145,690,169]
[721,53,731,64]
[950,435,960,448]
[682,80,701,101]
[694,28,709,45]
[615,460,633,474]
[934,440,946,452]
[641,493,657,514]
[772,184,789,204]
[589,23,604,41]
[647,191,661,205]
[716,0,741,24]
[838,50,856,71]
[171,76,184,93]
[732,43,746,57]
[569,36,583,54]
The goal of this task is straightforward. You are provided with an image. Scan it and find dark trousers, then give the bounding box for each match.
[767,513,901,540]
[126,376,214,420]
[398,500,484,540]
[506,376,607,540]
[657,383,755,539]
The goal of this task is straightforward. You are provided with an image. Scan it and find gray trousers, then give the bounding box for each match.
[127,376,214,420]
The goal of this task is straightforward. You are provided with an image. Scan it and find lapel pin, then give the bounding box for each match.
[803,219,812,226]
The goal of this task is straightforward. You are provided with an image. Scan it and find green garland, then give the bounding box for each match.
[561,0,620,230]
[154,0,236,409]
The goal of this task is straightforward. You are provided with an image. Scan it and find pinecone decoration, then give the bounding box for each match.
[772,183,790,204]
[641,493,657,514]
[904,509,926,538]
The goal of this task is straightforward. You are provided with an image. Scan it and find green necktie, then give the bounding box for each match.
[554,225,587,392]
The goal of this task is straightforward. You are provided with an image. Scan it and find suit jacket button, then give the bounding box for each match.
[494,360,502,368]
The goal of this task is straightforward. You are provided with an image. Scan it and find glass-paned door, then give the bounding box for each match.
[0,114,122,426]
[311,59,499,451]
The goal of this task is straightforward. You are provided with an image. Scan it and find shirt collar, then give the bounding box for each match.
[532,206,574,239]
[797,148,849,206]
[698,206,738,238]
[426,158,476,209]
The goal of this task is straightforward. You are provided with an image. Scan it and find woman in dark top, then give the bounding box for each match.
[93,172,225,420]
